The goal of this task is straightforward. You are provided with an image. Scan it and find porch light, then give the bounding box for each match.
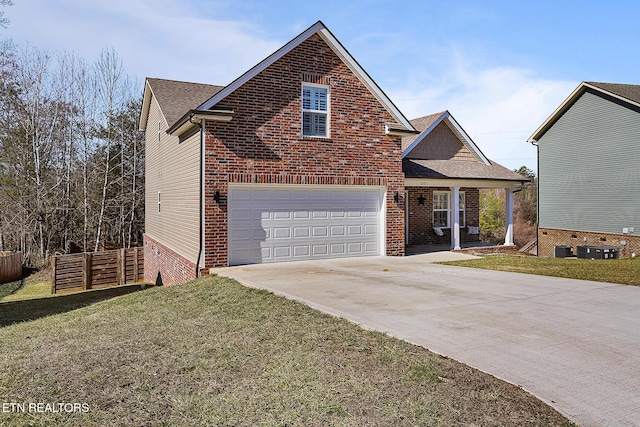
[213,190,221,203]
[417,195,425,205]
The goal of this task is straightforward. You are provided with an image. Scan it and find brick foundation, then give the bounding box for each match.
[143,234,197,286]
[538,228,640,258]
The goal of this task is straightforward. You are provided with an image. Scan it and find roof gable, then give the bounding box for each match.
[402,111,489,164]
[196,20,414,133]
[139,78,224,131]
[529,81,640,142]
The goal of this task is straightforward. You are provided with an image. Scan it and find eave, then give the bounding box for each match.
[385,123,419,136]
[405,177,527,189]
[528,81,640,143]
[167,109,234,137]
[195,20,416,135]
[139,80,155,132]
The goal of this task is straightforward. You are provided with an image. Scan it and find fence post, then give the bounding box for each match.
[117,249,124,286]
[82,252,92,290]
[51,255,57,294]
[133,247,140,283]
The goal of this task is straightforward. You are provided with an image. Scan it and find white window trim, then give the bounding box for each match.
[301,83,330,138]
[433,191,465,228]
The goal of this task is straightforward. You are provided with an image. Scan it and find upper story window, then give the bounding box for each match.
[302,84,329,137]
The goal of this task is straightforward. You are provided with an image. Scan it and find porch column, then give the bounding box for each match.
[504,188,514,246]
[451,186,461,250]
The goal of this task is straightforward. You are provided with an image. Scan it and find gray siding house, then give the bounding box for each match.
[529,82,640,257]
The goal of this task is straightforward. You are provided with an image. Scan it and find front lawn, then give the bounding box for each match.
[0,275,573,426]
[443,255,640,285]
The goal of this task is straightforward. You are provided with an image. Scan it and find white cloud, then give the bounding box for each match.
[390,63,577,172]
[6,0,282,85]
[5,1,578,174]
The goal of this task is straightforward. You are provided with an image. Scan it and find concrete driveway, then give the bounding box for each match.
[212,253,640,426]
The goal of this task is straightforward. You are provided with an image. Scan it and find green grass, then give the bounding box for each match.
[0,279,23,299]
[0,271,149,327]
[1,270,52,302]
[443,255,640,285]
[0,275,573,426]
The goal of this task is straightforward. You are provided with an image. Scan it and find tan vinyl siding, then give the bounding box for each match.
[145,95,200,263]
[405,121,476,161]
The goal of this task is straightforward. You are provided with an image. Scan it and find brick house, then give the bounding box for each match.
[139,21,526,285]
[402,111,529,249]
[529,82,640,258]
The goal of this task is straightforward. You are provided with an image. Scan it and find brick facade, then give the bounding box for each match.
[538,228,640,258]
[202,34,405,267]
[143,234,197,286]
[406,187,480,245]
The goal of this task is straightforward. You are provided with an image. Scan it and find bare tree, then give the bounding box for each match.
[0,0,13,29]
[0,40,144,265]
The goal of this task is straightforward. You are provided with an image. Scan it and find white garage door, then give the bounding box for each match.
[228,185,384,266]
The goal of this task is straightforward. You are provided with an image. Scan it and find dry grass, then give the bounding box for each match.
[443,255,640,286]
[0,275,574,426]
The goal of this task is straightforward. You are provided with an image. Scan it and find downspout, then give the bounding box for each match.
[191,113,204,278]
[530,139,539,254]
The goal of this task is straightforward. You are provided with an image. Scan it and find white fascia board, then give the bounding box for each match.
[401,112,448,158]
[139,80,169,132]
[405,177,525,189]
[584,82,640,109]
[317,28,415,132]
[445,114,490,165]
[139,80,154,131]
[196,21,326,111]
[528,81,585,143]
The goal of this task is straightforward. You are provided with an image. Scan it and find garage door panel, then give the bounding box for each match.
[293,226,310,238]
[273,227,291,239]
[273,246,292,258]
[348,225,362,236]
[330,225,345,236]
[348,242,362,253]
[293,245,310,257]
[312,245,329,255]
[229,186,383,265]
[274,211,291,220]
[330,243,346,255]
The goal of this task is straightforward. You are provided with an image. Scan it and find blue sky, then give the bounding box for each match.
[3,0,640,172]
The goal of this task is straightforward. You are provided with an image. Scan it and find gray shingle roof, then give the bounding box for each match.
[401,111,446,152]
[586,82,640,105]
[403,159,528,182]
[147,78,224,126]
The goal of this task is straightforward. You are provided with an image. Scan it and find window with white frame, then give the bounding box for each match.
[302,84,329,137]
[433,191,465,228]
[458,192,466,227]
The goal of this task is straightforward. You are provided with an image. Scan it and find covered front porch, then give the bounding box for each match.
[404,176,525,251]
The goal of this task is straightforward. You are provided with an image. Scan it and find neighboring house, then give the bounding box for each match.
[139,21,527,285]
[402,111,529,249]
[529,81,640,257]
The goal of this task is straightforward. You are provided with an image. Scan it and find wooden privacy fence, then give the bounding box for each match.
[0,251,22,284]
[52,247,144,294]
